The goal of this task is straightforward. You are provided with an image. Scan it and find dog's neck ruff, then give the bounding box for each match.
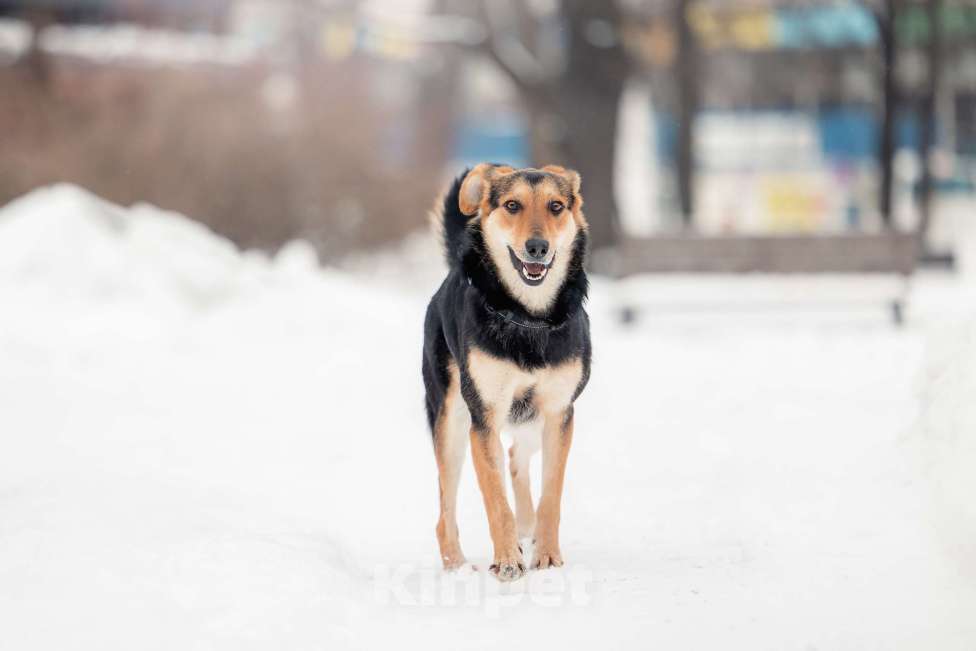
[471,283,568,331]
[464,275,575,331]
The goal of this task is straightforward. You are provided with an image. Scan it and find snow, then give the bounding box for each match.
[1,185,974,650]
[918,314,976,582]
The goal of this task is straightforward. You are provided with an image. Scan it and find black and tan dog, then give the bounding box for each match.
[422,163,591,582]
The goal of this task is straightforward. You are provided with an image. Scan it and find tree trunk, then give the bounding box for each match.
[21,9,53,85]
[545,0,629,251]
[522,89,620,251]
[675,0,698,227]
[877,1,898,228]
[917,0,942,244]
[470,0,629,250]
[557,93,620,252]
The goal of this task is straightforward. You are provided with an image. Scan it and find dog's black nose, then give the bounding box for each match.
[525,238,549,261]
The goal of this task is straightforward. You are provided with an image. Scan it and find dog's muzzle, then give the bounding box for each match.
[508,246,555,286]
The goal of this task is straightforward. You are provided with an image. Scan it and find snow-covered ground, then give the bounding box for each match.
[1,185,974,650]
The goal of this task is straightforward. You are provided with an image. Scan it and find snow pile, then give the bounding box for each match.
[0,184,315,309]
[919,318,976,577]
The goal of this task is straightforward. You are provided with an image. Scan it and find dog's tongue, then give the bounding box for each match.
[523,262,546,275]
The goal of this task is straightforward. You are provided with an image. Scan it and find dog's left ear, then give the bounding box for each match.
[460,163,516,215]
[458,163,493,216]
[542,165,582,197]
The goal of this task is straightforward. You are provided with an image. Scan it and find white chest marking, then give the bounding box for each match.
[467,348,582,425]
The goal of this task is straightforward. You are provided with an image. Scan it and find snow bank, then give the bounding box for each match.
[919,318,976,577]
[0,184,315,309]
[0,185,424,649]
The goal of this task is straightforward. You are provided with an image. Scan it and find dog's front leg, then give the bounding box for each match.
[469,425,525,581]
[533,407,574,569]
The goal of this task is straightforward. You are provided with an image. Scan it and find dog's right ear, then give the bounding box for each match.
[458,163,493,216]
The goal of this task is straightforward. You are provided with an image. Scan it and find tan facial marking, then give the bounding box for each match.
[460,164,587,316]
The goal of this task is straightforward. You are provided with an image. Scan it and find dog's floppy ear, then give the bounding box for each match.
[458,163,493,216]
[542,164,582,196]
[459,163,516,216]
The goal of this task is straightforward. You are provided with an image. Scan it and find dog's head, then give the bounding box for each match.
[459,163,587,315]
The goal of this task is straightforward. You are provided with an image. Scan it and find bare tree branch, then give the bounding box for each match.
[479,0,550,87]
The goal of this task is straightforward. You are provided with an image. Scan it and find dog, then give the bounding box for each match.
[422,163,591,582]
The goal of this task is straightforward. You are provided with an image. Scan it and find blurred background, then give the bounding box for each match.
[2,0,974,269]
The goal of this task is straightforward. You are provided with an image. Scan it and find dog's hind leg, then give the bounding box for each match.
[434,363,470,570]
[508,422,541,540]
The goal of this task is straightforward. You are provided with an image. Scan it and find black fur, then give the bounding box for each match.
[422,169,591,436]
[508,388,537,424]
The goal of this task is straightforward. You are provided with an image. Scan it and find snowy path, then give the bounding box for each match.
[1,187,973,650]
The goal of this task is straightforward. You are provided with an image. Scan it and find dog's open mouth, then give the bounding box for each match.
[508,247,554,286]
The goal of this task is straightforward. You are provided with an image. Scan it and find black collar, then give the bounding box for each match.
[482,299,567,331]
[463,275,571,331]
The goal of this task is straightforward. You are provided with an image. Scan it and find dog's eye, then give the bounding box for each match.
[504,200,520,213]
[549,201,564,215]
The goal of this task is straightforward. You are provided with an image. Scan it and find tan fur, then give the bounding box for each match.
[433,362,470,570]
[467,348,583,417]
[458,163,515,216]
[428,190,448,262]
[469,425,523,579]
[509,439,536,539]
[533,411,573,569]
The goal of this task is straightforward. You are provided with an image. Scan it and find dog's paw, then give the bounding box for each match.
[489,549,525,582]
[531,545,563,570]
[441,553,468,571]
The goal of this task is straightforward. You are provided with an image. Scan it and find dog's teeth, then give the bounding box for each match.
[521,263,547,281]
